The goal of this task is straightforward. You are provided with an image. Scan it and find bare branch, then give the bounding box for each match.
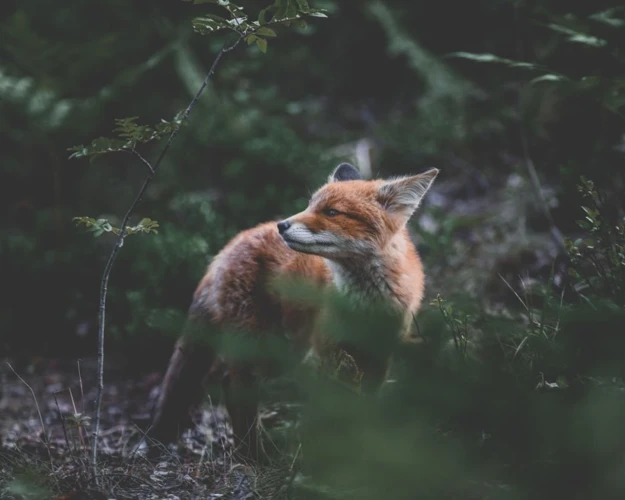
[89,33,245,483]
[129,148,155,175]
[87,6,326,482]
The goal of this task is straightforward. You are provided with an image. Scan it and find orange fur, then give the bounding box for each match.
[149,163,439,457]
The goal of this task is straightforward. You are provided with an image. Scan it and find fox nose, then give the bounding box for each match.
[277,220,291,235]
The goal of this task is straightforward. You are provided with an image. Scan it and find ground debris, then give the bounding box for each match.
[0,359,293,499]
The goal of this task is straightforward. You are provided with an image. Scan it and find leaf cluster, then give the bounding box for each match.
[566,177,625,305]
[192,0,327,53]
[72,216,159,238]
[430,294,470,359]
[448,7,625,115]
[67,115,184,160]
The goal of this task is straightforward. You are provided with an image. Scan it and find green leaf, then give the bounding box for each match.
[590,7,625,28]
[547,23,607,47]
[114,116,155,143]
[256,26,277,37]
[531,74,567,84]
[451,53,500,62]
[154,120,181,136]
[293,18,307,29]
[196,0,232,4]
[285,0,298,19]
[448,52,536,70]
[68,137,130,159]
[508,61,536,69]
[308,10,328,18]
[274,0,287,20]
[569,34,607,47]
[256,37,268,53]
[72,217,116,237]
[227,16,248,26]
[200,13,229,23]
[73,216,97,228]
[74,216,160,237]
[245,34,259,45]
[223,15,250,32]
[192,16,230,34]
[295,0,310,12]
[129,217,160,235]
[258,6,271,24]
[69,114,185,160]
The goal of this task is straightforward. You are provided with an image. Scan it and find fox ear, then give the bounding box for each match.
[377,168,439,220]
[329,163,361,183]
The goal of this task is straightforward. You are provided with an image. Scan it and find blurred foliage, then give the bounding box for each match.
[2,0,623,364]
[1,0,625,496]
[566,176,625,305]
[170,269,625,498]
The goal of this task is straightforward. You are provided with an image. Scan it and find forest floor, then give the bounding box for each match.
[0,357,305,499]
[1,357,521,500]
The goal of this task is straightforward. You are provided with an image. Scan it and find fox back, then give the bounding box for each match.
[149,163,439,456]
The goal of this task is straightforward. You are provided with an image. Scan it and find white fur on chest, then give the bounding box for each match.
[325,258,398,306]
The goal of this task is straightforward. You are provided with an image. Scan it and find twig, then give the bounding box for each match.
[231,471,257,500]
[68,387,88,450]
[554,285,566,337]
[87,472,161,492]
[53,392,76,461]
[287,443,302,496]
[89,33,245,483]
[76,360,91,452]
[129,148,155,175]
[6,362,54,471]
[126,423,161,461]
[69,387,78,417]
[77,359,87,421]
[498,273,529,311]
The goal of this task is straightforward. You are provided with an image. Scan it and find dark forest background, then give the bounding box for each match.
[1,0,625,498]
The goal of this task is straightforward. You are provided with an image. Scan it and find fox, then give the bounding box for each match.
[148,163,439,457]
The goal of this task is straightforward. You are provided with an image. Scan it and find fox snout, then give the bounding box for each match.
[277,220,291,235]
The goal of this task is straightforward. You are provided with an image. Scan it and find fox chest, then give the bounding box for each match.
[325,259,407,310]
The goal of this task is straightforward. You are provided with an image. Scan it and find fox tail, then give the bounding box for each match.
[148,318,223,447]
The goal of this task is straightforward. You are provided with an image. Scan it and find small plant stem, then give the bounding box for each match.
[89,33,244,483]
[7,362,54,471]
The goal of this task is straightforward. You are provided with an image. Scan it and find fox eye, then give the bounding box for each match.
[323,208,339,217]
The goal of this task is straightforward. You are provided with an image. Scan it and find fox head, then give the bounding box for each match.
[278,163,439,259]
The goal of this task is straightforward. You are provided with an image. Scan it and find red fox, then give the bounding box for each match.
[149,163,439,456]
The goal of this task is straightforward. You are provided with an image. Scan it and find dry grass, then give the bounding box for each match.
[0,360,301,499]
